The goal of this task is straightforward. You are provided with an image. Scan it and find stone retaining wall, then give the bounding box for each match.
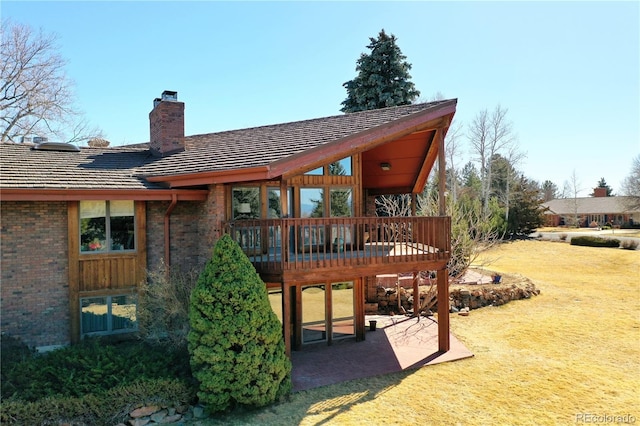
[117,403,207,426]
[366,272,540,315]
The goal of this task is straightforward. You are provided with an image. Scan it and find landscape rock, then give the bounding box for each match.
[159,414,183,424]
[367,271,540,315]
[130,406,160,419]
[193,405,207,419]
[150,409,168,423]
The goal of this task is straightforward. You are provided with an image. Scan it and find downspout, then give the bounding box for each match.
[164,193,178,271]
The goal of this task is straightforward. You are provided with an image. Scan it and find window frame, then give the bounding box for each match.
[79,294,138,337]
[79,200,136,254]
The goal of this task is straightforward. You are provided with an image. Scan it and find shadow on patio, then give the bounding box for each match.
[291,315,474,392]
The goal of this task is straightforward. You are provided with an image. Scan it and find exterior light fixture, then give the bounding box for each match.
[380,162,391,171]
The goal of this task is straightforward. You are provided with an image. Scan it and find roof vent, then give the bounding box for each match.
[32,142,81,152]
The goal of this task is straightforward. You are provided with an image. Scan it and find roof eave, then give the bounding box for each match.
[0,188,209,202]
[270,102,456,180]
[145,165,271,188]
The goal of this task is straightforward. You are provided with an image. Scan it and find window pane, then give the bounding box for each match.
[329,157,352,176]
[232,187,260,219]
[111,204,135,251]
[300,188,324,218]
[80,201,106,252]
[111,295,137,331]
[80,200,106,218]
[302,285,326,343]
[332,282,354,339]
[304,167,323,175]
[268,289,283,324]
[267,188,282,218]
[81,297,108,334]
[330,188,353,217]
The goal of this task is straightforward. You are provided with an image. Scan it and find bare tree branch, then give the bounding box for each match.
[1,19,102,143]
[445,120,464,202]
[621,154,640,210]
[468,105,515,219]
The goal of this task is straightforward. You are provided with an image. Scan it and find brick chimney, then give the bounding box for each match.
[593,187,607,197]
[149,90,185,157]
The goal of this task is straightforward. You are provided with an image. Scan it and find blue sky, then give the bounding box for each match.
[3,1,639,196]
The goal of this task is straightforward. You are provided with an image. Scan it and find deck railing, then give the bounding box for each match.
[223,216,451,276]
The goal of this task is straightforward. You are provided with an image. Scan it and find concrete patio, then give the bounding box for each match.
[291,314,474,392]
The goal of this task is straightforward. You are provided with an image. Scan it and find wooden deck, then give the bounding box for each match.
[224,216,451,282]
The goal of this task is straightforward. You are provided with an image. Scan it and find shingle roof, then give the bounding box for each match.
[542,197,638,214]
[0,143,163,190]
[138,100,455,177]
[1,100,456,191]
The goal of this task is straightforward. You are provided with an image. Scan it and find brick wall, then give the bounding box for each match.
[147,200,205,275]
[0,201,70,348]
[146,186,224,276]
[198,185,225,265]
[149,100,185,156]
[365,193,377,216]
[0,190,226,349]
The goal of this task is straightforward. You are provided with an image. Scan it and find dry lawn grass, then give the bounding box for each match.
[202,240,639,425]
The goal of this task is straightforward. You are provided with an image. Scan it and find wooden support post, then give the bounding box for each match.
[411,193,417,216]
[282,282,291,357]
[413,271,420,320]
[438,129,447,216]
[437,268,450,352]
[326,281,333,346]
[294,286,302,350]
[355,278,365,341]
[437,128,450,351]
[280,180,288,217]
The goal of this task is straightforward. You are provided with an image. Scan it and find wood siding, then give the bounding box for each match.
[68,201,147,343]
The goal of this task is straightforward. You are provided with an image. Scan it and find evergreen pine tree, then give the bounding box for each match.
[591,177,614,196]
[188,235,291,413]
[341,29,420,113]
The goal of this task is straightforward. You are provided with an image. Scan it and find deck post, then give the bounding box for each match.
[282,282,291,357]
[437,129,446,216]
[355,278,366,341]
[413,271,420,319]
[437,268,450,351]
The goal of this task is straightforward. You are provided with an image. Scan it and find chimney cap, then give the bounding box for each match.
[161,90,178,101]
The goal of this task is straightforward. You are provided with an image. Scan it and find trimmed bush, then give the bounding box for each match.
[621,240,639,250]
[0,378,194,426]
[188,235,291,413]
[570,236,620,248]
[1,338,191,401]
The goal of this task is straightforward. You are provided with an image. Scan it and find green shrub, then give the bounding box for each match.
[188,234,292,414]
[570,236,620,248]
[621,239,639,250]
[0,378,194,425]
[0,334,34,373]
[1,338,191,401]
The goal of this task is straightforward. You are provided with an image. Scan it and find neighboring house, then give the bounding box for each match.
[542,188,640,227]
[0,91,456,355]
